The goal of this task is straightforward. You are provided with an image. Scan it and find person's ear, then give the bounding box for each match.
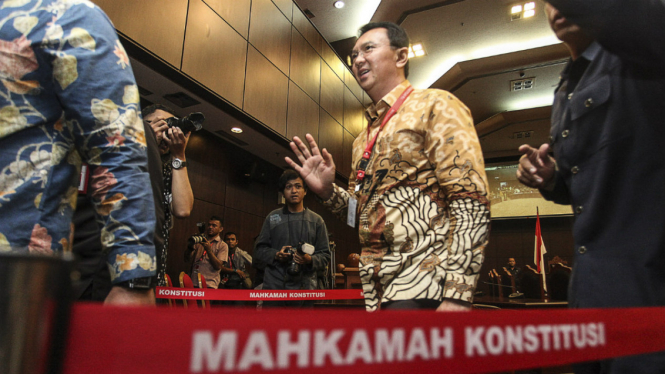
[395,47,409,69]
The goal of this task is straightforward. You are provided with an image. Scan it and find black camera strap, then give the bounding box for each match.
[286,208,307,248]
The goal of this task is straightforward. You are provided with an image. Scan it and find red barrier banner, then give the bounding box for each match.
[155,287,365,301]
[63,304,665,374]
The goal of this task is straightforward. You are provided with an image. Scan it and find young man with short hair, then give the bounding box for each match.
[254,170,331,307]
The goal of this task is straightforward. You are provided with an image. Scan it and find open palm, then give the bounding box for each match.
[285,134,336,200]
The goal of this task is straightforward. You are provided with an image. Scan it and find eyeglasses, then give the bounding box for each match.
[350,43,390,64]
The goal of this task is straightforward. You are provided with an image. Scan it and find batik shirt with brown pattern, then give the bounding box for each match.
[324,80,490,311]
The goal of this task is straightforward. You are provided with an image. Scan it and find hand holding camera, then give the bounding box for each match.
[275,246,292,263]
[287,242,315,276]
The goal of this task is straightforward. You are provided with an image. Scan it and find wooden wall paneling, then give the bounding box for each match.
[185,132,228,206]
[225,178,266,217]
[318,108,344,170]
[362,90,373,107]
[292,6,322,53]
[320,62,345,125]
[167,198,226,286]
[290,27,321,103]
[182,0,247,107]
[243,46,288,135]
[223,207,265,251]
[321,43,345,80]
[341,129,356,180]
[287,81,319,144]
[344,68,364,102]
[262,177,281,218]
[248,0,292,75]
[202,0,251,38]
[272,0,293,21]
[92,0,187,67]
[343,87,365,137]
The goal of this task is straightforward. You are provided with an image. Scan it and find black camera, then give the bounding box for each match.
[195,222,206,234]
[165,112,205,133]
[286,242,315,276]
[188,234,207,246]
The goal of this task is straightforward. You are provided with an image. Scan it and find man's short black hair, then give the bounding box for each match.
[224,232,237,239]
[142,103,176,118]
[358,22,410,78]
[278,169,306,192]
[209,215,223,225]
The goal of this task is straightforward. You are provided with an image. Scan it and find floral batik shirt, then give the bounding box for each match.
[324,80,491,311]
[0,0,156,283]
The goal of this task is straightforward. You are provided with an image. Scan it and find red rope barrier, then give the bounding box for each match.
[63,304,665,374]
[155,287,364,301]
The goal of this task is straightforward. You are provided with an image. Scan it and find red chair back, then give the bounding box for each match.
[197,273,210,308]
[164,274,175,307]
[179,272,198,309]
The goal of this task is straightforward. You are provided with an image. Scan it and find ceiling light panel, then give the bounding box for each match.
[511,2,537,21]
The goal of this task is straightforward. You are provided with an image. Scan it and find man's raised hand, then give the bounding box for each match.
[285,134,336,200]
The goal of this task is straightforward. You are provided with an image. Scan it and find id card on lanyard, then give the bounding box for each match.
[347,85,414,228]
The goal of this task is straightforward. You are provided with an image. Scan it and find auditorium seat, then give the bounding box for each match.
[520,267,542,299]
[548,263,571,301]
[179,272,198,309]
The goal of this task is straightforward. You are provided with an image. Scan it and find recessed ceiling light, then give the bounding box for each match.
[524,9,535,18]
[408,43,426,59]
[231,127,243,133]
[511,5,522,14]
[333,1,345,9]
[524,2,535,10]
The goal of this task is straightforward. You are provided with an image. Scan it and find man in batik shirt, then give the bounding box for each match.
[286,22,490,311]
[0,0,156,304]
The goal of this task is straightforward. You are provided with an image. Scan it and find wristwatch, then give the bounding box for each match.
[116,276,154,290]
[172,157,187,170]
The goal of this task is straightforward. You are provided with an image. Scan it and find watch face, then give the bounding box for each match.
[172,158,182,169]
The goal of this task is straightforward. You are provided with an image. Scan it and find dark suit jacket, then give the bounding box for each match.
[543,0,665,308]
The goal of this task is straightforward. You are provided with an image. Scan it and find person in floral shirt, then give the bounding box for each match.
[0,0,156,304]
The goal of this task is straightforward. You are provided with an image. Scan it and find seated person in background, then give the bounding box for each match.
[184,216,227,288]
[254,170,331,307]
[220,232,253,289]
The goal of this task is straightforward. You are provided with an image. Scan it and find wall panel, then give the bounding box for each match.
[249,0,292,75]
[320,62,345,125]
[322,43,345,80]
[203,0,251,38]
[182,0,247,107]
[343,87,365,137]
[244,47,288,135]
[292,6,322,53]
[344,69,364,103]
[272,0,293,21]
[290,27,320,103]
[318,109,344,170]
[93,0,187,67]
[341,129,356,179]
[185,132,228,206]
[287,81,319,144]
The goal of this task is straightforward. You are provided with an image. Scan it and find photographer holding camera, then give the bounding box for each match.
[254,170,331,307]
[185,216,228,288]
[142,104,197,287]
[71,103,198,301]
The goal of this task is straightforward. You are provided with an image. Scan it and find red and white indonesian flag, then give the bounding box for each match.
[534,208,548,292]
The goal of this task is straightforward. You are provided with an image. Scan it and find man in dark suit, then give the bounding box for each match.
[517,1,665,372]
